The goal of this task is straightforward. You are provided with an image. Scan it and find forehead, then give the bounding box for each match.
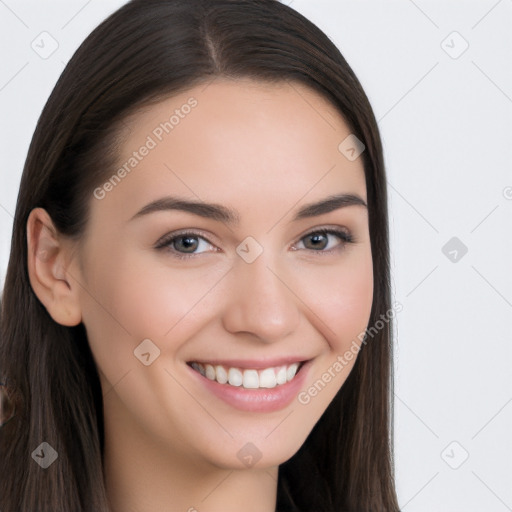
[96,78,367,222]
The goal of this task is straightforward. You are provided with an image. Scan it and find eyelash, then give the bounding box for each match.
[155,227,355,260]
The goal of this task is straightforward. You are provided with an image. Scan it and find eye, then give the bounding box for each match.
[155,231,217,259]
[294,228,353,253]
[155,228,354,259]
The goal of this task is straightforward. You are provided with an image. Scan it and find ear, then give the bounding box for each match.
[26,208,82,327]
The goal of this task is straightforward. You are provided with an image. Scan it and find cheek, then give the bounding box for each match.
[292,249,373,415]
[331,260,374,348]
[82,247,227,335]
[79,247,229,379]
[295,248,374,349]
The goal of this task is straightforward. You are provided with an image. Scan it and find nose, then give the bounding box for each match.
[221,252,301,343]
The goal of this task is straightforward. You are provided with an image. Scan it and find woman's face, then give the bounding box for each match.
[75,78,373,470]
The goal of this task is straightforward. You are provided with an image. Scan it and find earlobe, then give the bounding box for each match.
[26,208,82,327]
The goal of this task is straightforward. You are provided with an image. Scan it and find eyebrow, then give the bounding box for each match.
[129,193,367,225]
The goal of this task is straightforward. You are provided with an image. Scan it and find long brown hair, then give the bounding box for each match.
[0,1,399,510]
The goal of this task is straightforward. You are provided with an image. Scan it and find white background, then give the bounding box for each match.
[1,1,511,510]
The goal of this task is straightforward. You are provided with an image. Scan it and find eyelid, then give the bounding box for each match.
[296,224,351,241]
[154,228,218,250]
[155,225,354,258]
[290,226,353,252]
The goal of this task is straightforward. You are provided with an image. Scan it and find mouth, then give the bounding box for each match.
[187,360,307,390]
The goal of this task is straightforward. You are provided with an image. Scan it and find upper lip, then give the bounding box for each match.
[187,357,311,370]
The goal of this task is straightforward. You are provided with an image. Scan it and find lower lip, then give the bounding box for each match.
[187,361,311,413]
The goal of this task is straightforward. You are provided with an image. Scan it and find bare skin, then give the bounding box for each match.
[27,78,373,512]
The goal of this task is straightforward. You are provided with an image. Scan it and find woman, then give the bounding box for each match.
[0,0,400,510]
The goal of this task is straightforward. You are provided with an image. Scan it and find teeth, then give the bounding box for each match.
[286,363,299,382]
[205,364,216,380]
[191,362,206,377]
[259,368,277,388]
[215,365,228,384]
[276,366,287,385]
[190,361,303,389]
[228,368,243,387]
[243,370,259,389]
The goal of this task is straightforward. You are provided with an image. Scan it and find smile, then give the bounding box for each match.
[188,361,304,389]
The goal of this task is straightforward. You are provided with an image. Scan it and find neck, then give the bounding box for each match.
[102,391,278,512]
